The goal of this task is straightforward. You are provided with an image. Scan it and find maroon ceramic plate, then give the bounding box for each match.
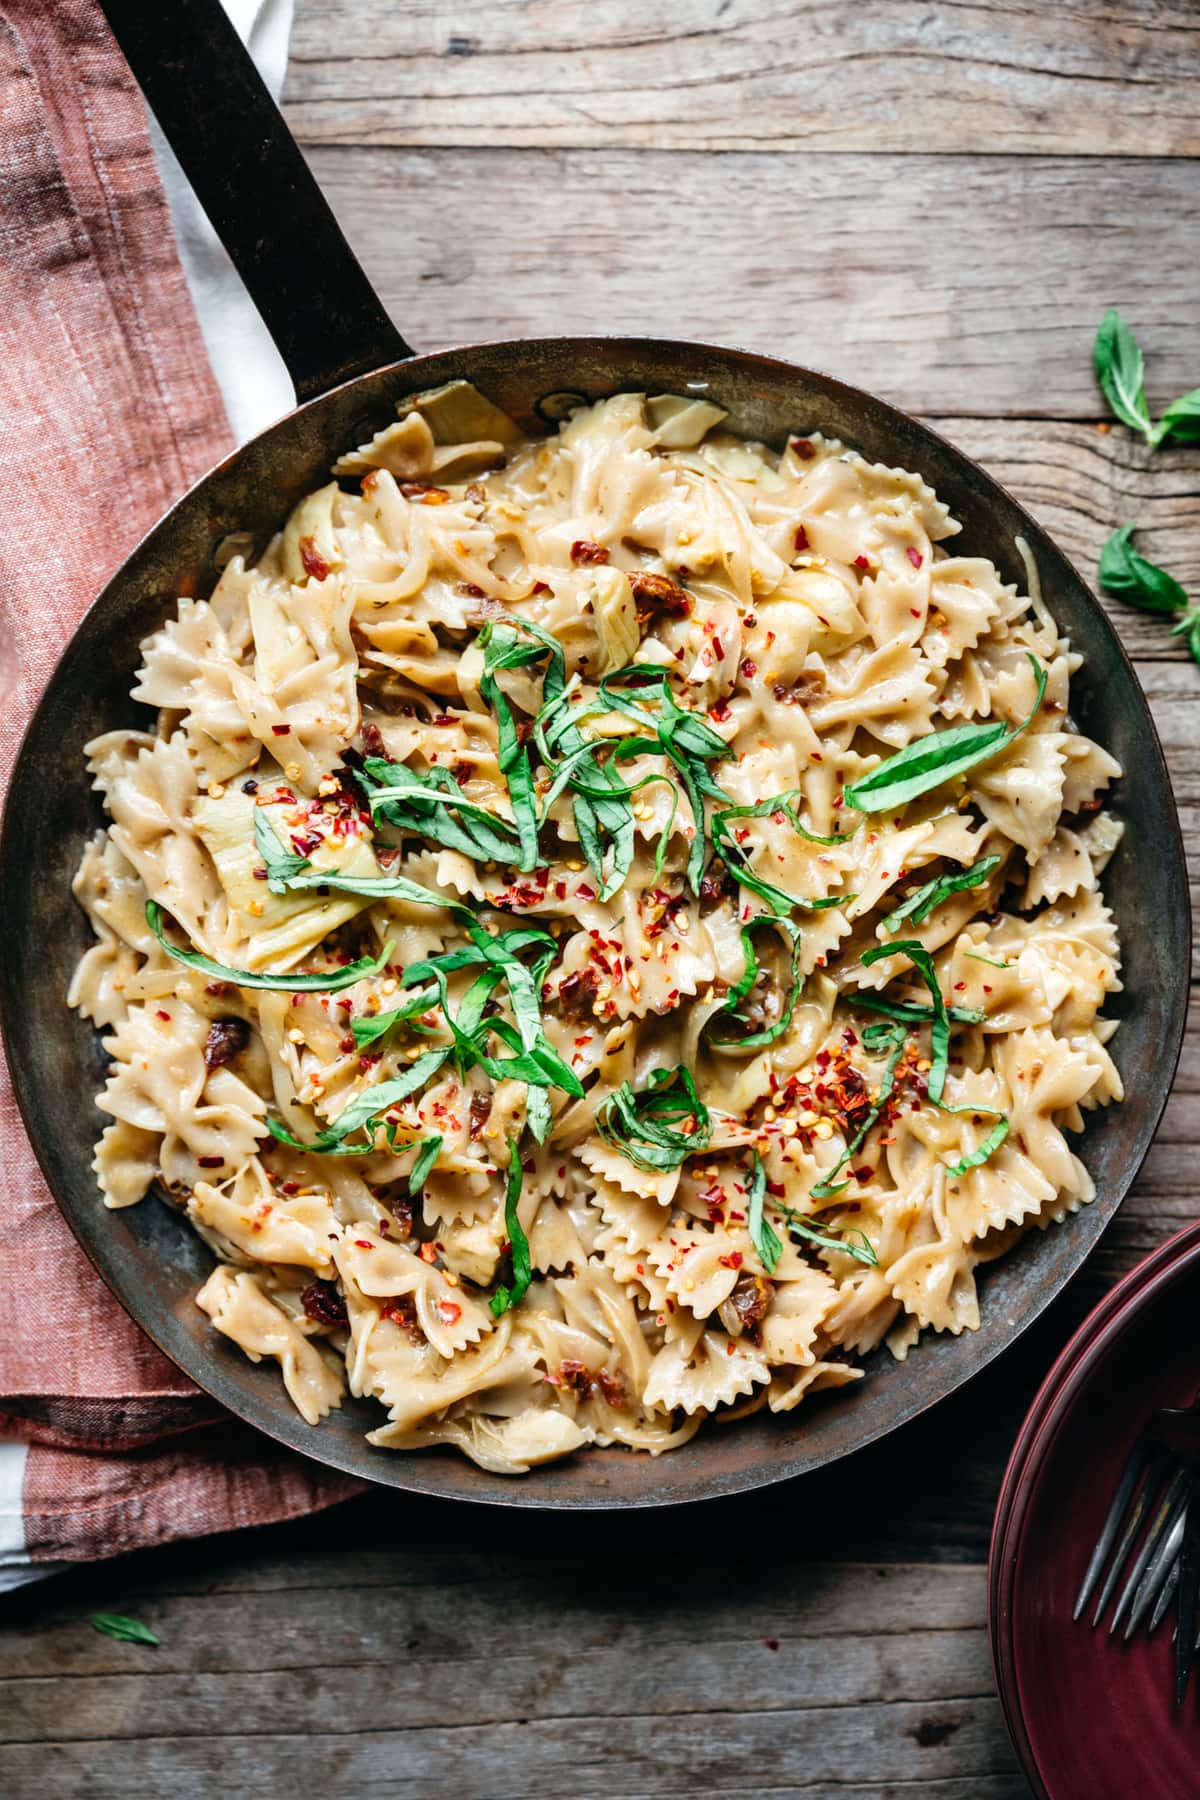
[989,1223,1200,1799]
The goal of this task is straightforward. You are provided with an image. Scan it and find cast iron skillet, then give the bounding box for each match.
[0,0,1187,1508]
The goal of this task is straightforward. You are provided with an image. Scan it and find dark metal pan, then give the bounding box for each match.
[0,0,1186,1508]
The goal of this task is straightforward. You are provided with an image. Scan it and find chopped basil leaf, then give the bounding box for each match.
[90,1613,160,1647]
[862,938,952,1103]
[883,854,1002,934]
[407,1134,443,1195]
[597,1065,712,1172]
[711,789,851,917]
[776,1203,878,1268]
[746,1151,782,1274]
[708,916,803,1051]
[478,623,544,871]
[350,985,441,1047]
[946,1117,1010,1178]
[843,655,1046,814]
[810,1017,908,1201]
[265,1049,451,1154]
[146,900,392,993]
[358,759,525,865]
[1094,308,1154,442]
[489,1137,532,1316]
[253,809,313,891]
[1098,524,1188,613]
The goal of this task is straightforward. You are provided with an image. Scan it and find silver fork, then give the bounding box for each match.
[1074,1396,1200,1706]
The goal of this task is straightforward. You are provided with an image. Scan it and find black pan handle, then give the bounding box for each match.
[98,0,413,404]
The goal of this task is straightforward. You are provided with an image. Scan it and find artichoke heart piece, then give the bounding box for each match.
[193,785,380,970]
[397,379,522,447]
[646,393,728,449]
[281,481,343,585]
[591,566,641,673]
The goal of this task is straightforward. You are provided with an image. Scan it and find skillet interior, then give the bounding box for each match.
[1,335,1186,1507]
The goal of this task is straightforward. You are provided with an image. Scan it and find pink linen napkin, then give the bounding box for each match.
[0,0,361,1569]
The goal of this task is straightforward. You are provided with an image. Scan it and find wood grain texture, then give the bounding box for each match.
[305,145,1200,417]
[283,0,1200,157]
[0,1555,1025,1797]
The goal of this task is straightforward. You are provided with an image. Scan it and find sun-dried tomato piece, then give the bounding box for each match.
[556,967,599,1020]
[203,1017,249,1071]
[468,1091,491,1139]
[628,569,691,618]
[570,539,610,566]
[595,1369,627,1410]
[301,1281,349,1330]
[380,1295,424,1343]
[298,535,332,581]
[729,1273,773,1339]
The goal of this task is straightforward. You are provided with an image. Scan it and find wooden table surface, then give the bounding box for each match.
[4,4,1199,1795]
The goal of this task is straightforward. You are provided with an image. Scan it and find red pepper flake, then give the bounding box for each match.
[789,438,815,460]
[437,1300,463,1326]
[400,481,451,504]
[794,524,809,552]
[764,1636,781,1651]
[353,1238,374,1250]
[906,546,924,570]
[576,882,596,900]
[740,657,758,679]
[197,1154,224,1168]
[281,1180,300,1196]
[531,580,551,595]
[909,607,922,618]
[271,724,291,737]
[156,1008,171,1021]
[854,554,871,571]
[419,1242,438,1264]
[766,1180,787,1198]
[717,1251,744,1270]
[709,697,732,723]
[456,581,486,598]
[570,539,610,565]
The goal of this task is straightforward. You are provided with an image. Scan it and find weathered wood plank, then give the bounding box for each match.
[305,146,1200,418]
[284,0,1200,158]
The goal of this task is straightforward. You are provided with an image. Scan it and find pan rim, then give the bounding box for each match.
[0,332,1188,1508]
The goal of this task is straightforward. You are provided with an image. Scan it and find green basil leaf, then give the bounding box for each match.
[843,655,1046,815]
[946,1117,1010,1178]
[407,1134,443,1195]
[597,1065,712,1173]
[777,1204,879,1267]
[862,938,951,1103]
[809,1018,907,1201]
[1098,524,1188,613]
[964,950,1008,969]
[746,1151,783,1274]
[1151,386,1200,447]
[253,809,314,892]
[90,1613,160,1647]
[1094,308,1153,442]
[489,1137,533,1316]
[146,901,392,993]
[708,917,803,1051]
[350,985,441,1047]
[479,623,543,871]
[359,759,524,866]
[883,854,1002,934]
[265,1049,450,1154]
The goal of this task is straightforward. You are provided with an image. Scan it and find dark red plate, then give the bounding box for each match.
[989,1222,1200,1799]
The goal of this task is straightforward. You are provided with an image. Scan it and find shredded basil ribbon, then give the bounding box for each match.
[843,655,1046,814]
[946,1117,1010,1178]
[407,1133,444,1194]
[883,853,1002,934]
[746,1151,783,1274]
[861,938,954,1103]
[90,1614,160,1647]
[478,622,546,870]
[708,916,803,1051]
[489,1137,532,1316]
[597,1065,712,1173]
[809,1017,908,1201]
[265,1049,451,1154]
[350,987,441,1046]
[145,900,393,993]
[777,1203,879,1267]
[711,789,850,918]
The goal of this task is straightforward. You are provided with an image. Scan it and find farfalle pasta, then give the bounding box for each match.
[69,384,1125,1473]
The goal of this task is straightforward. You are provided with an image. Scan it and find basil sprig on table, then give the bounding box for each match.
[1094,309,1200,448]
[597,1066,712,1172]
[146,900,393,993]
[882,854,1002,935]
[843,655,1046,815]
[90,1613,160,1647]
[707,916,803,1051]
[489,1137,533,1317]
[1097,525,1200,667]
